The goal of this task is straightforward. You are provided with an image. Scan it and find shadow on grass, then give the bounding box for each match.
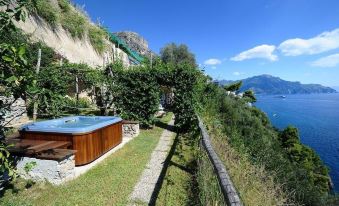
[149,132,179,206]
[154,120,177,133]
[149,129,200,206]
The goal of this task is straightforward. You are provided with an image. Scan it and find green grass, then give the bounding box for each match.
[196,151,225,206]
[57,0,71,13]
[202,115,290,206]
[155,132,199,206]
[60,9,87,39]
[33,0,59,28]
[0,113,173,206]
[88,25,108,54]
[32,0,108,50]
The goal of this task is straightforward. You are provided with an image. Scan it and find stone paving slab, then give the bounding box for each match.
[129,118,175,205]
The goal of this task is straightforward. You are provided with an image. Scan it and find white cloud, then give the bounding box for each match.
[232,71,243,76]
[204,58,221,65]
[278,28,339,56]
[310,53,339,67]
[230,45,278,62]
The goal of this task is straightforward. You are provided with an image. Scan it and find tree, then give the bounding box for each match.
[279,126,299,148]
[243,90,256,103]
[160,43,197,67]
[223,81,242,92]
[279,126,330,194]
[0,0,32,181]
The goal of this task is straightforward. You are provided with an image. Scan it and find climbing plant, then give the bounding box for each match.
[108,59,201,131]
[111,63,160,128]
[155,62,200,131]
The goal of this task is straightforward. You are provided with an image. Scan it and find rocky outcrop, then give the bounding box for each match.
[113,31,156,58]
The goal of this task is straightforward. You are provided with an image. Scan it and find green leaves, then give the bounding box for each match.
[112,64,160,128]
[2,55,13,62]
[0,0,31,182]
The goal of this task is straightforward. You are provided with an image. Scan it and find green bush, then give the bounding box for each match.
[61,9,87,39]
[88,25,107,54]
[65,97,92,109]
[57,0,71,12]
[32,0,59,28]
[112,65,160,127]
[155,62,200,131]
[198,82,333,205]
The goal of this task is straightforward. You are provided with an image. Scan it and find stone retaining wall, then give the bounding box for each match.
[0,96,29,127]
[198,116,243,206]
[16,155,75,185]
[122,120,140,138]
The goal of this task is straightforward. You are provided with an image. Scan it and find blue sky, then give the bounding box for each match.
[73,0,339,86]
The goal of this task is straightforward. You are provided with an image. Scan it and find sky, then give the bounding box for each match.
[73,0,339,87]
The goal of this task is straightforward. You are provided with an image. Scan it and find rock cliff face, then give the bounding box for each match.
[13,0,131,67]
[113,31,156,58]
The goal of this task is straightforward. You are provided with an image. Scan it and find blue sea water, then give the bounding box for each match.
[255,93,339,191]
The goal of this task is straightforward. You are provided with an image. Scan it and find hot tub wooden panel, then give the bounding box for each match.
[20,121,122,166]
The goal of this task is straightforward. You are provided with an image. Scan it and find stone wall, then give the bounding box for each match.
[0,96,29,127]
[122,120,140,138]
[198,116,243,206]
[16,155,75,185]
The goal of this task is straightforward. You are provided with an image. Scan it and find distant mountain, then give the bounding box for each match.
[219,75,337,95]
[332,86,339,92]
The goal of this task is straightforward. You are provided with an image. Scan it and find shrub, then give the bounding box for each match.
[88,25,107,54]
[32,0,59,28]
[57,0,71,12]
[155,62,200,131]
[65,97,92,109]
[112,65,160,127]
[198,82,333,205]
[223,81,242,92]
[61,9,87,39]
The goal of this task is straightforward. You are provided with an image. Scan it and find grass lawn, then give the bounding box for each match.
[155,132,199,206]
[0,113,173,206]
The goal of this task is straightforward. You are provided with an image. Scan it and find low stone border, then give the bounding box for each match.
[198,116,243,206]
[16,155,75,185]
[122,120,140,138]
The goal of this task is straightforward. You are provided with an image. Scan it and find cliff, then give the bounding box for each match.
[113,31,157,58]
[13,0,130,67]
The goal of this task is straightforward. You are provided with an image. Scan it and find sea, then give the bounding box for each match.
[255,93,339,191]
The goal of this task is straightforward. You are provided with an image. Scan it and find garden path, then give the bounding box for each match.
[129,117,175,205]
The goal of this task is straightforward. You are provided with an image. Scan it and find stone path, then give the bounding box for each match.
[129,118,175,205]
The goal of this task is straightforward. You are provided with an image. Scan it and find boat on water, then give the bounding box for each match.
[276,95,286,98]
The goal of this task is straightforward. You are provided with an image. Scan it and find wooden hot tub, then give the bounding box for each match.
[20,116,122,166]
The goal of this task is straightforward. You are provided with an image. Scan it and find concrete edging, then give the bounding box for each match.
[198,116,243,206]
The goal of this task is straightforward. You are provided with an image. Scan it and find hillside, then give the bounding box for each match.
[219,75,337,94]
